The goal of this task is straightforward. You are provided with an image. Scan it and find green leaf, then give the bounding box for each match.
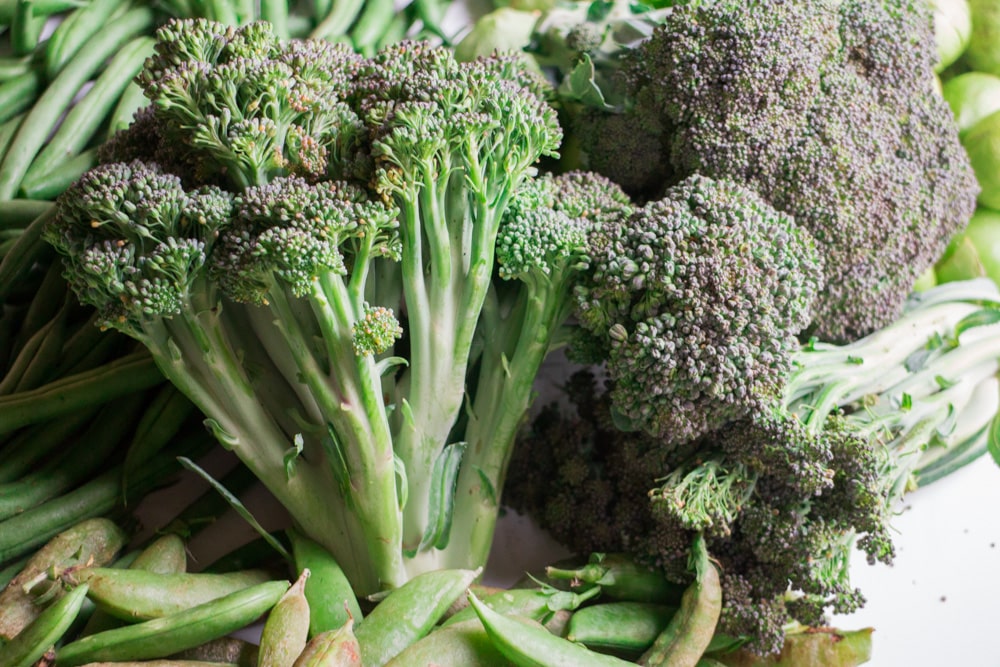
[321,424,353,508]
[988,412,1000,468]
[899,393,912,411]
[416,442,468,553]
[935,374,958,390]
[394,453,408,511]
[557,53,613,110]
[846,355,863,365]
[177,456,291,561]
[587,0,613,21]
[476,466,497,506]
[283,433,304,480]
[954,307,1000,338]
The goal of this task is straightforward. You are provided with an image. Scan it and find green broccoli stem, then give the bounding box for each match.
[447,276,576,570]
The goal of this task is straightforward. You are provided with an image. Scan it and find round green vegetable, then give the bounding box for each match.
[962,207,1000,284]
[962,109,1000,209]
[966,0,1000,75]
[942,71,1000,136]
[931,0,972,72]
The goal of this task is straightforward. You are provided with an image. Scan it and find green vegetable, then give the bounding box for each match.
[930,0,972,71]
[0,583,90,667]
[292,619,362,667]
[258,571,310,667]
[966,0,1000,75]
[941,71,1000,136]
[383,618,507,667]
[963,109,1000,209]
[566,602,677,655]
[287,527,362,636]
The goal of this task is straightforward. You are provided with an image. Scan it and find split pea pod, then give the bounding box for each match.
[55,579,289,667]
[0,583,90,667]
[0,517,126,642]
[287,527,361,636]
[355,568,480,667]
[546,554,685,605]
[638,534,722,667]
[444,585,600,628]
[468,592,634,667]
[67,568,274,622]
[258,570,310,667]
[292,618,361,667]
[566,602,677,657]
[383,619,507,667]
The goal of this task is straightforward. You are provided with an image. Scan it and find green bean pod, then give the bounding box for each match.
[383,619,507,667]
[355,568,480,667]
[18,148,97,200]
[0,583,90,667]
[566,602,677,656]
[43,0,132,79]
[546,554,685,605]
[468,592,634,667]
[0,518,126,642]
[67,568,274,622]
[0,70,41,125]
[258,570,310,667]
[287,527,361,636]
[638,535,722,667]
[292,619,361,667]
[56,580,289,667]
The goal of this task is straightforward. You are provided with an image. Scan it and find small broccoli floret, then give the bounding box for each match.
[575,174,823,444]
[352,304,403,356]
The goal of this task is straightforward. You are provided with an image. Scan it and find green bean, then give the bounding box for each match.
[67,568,275,622]
[375,9,412,52]
[257,0,288,38]
[638,535,722,667]
[0,583,90,667]
[566,602,677,657]
[292,619,361,667]
[57,327,124,378]
[0,556,27,590]
[546,553,686,605]
[56,580,290,667]
[258,570,310,667]
[355,568,480,667]
[19,145,92,200]
[0,207,55,302]
[105,81,147,138]
[28,36,154,180]
[309,0,363,42]
[0,70,42,125]
[0,198,51,230]
[122,385,197,495]
[0,113,25,161]
[469,592,634,667]
[347,0,395,56]
[43,0,131,79]
[200,531,289,574]
[0,351,162,436]
[8,260,66,354]
[25,0,89,14]
[0,518,126,642]
[287,526,361,636]
[384,618,507,667]
[0,298,70,395]
[0,4,155,199]
[0,58,31,82]
[0,409,97,483]
[10,0,44,56]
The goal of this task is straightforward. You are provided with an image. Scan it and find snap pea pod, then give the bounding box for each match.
[0,518,126,642]
[0,583,90,667]
[638,535,722,667]
[546,554,685,605]
[384,619,507,667]
[66,568,274,622]
[468,592,633,667]
[287,527,362,636]
[56,580,290,667]
[292,619,361,667]
[566,602,677,657]
[258,570,310,667]
[355,568,480,667]
[444,585,600,628]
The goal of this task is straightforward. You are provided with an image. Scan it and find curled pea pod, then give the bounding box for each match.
[355,568,480,667]
[468,592,634,667]
[0,583,89,667]
[287,527,362,636]
[65,568,273,621]
[638,534,722,667]
[566,602,678,657]
[444,584,601,628]
[258,570,310,667]
[55,579,289,667]
[0,517,126,642]
[546,554,685,605]
[292,618,362,667]
[383,618,507,667]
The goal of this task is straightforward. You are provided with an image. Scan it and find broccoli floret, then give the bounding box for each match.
[562,0,979,342]
[574,173,822,444]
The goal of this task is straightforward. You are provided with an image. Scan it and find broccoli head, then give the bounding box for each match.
[567,0,979,342]
[574,173,823,444]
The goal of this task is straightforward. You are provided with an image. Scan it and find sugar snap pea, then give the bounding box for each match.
[566,602,677,657]
[56,580,289,667]
[258,570,310,667]
[444,584,599,628]
[355,568,480,667]
[287,527,362,636]
[638,534,722,667]
[546,554,685,605]
[292,619,361,667]
[67,568,274,621]
[383,618,507,667]
[468,592,634,667]
[0,583,89,667]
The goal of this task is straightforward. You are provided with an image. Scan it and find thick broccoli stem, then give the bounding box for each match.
[448,274,576,569]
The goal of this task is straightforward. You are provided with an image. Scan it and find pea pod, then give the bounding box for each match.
[287,527,362,636]
[0,517,126,641]
[709,627,873,667]
[169,637,259,667]
[638,534,722,667]
[468,592,633,667]
[85,662,238,667]
[293,619,361,667]
[355,568,479,666]
[546,554,685,605]
[565,602,676,657]
[444,585,600,628]
[383,619,507,667]
[0,583,89,667]
[258,570,310,667]
[67,568,273,621]
[56,580,289,667]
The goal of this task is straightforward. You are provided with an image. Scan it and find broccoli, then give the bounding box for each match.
[505,278,1000,654]
[44,18,596,592]
[543,0,979,342]
[572,173,823,443]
